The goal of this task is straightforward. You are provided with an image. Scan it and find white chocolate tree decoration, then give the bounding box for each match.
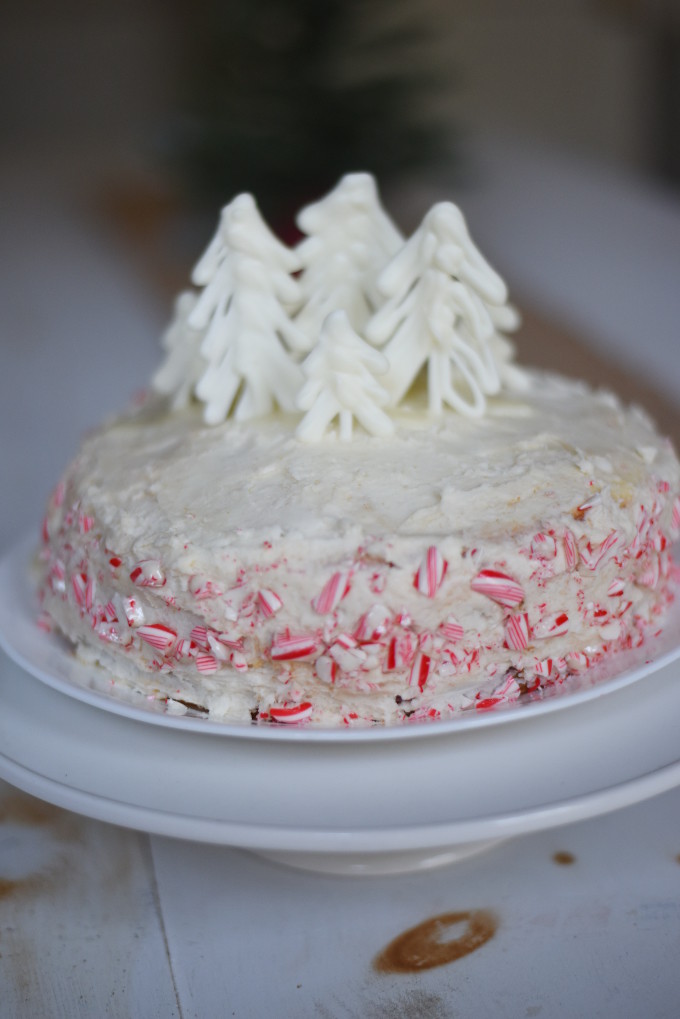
[189,193,306,424]
[296,310,393,442]
[152,175,525,438]
[152,291,206,410]
[366,202,516,416]
[294,173,403,350]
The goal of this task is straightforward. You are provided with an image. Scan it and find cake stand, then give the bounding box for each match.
[2,538,680,875]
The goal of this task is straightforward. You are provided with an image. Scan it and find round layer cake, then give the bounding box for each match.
[37,371,680,726]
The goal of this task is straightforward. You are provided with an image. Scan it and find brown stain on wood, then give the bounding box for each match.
[552,851,576,866]
[0,875,44,904]
[0,795,63,828]
[373,909,498,974]
[0,877,21,901]
[0,792,81,845]
[0,792,85,919]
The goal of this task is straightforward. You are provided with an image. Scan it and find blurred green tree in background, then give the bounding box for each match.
[173,0,452,234]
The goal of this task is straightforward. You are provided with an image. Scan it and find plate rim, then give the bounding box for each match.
[2,644,680,854]
[1,687,679,851]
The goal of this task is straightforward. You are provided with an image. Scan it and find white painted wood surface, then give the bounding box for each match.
[2,779,680,1017]
[0,781,180,1017]
[1,140,680,1017]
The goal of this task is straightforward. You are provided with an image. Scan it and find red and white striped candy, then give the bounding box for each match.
[48,559,66,594]
[603,530,623,563]
[175,638,198,659]
[222,600,238,623]
[329,635,367,672]
[78,511,94,534]
[103,600,117,622]
[654,531,668,553]
[413,546,447,598]
[614,599,633,618]
[138,623,177,651]
[188,575,222,600]
[439,616,464,643]
[563,529,579,570]
[71,572,94,612]
[565,650,590,672]
[579,531,620,571]
[121,596,144,627]
[50,559,65,581]
[258,588,283,618]
[385,634,414,671]
[215,633,244,652]
[36,611,52,633]
[588,604,609,625]
[408,651,431,692]
[640,555,660,589]
[530,533,557,560]
[661,550,672,579]
[471,569,524,608]
[533,611,569,639]
[358,642,383,667]
[130,560,166,588]
[476,673,519,710]
[495,671,521,700]
[632,506,650,557]
[315,654,338,684]
[607,578,625,598]
[311,571,352,615]
[96,623,120,643]
[532,658,554,679]
[505,612,531,650]
[270,632,320,660]
[354,604,390,643]
[269,702,313,724]
[190,625,209,648]
[599,619,622,641]
[230,650,248,672]
[475,695,503,711]
[671,495,680,538]
[575,494,601,517]
[195,653,218,674]
[207,632,230,661]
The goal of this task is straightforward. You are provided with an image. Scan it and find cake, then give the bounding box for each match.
[37,174,680,726]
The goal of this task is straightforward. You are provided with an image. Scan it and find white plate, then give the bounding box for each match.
[2,535,680,874]
[2,632,680,873]
[2,536,680,743]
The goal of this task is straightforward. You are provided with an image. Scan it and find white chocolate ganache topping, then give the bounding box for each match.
[37,175,680,727]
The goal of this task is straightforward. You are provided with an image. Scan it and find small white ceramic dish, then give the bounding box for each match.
[2,536,680,875]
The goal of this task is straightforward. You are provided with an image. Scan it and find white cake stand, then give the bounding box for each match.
[2,537,680,875]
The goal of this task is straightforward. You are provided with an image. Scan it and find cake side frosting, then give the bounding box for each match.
[37,370,680,726]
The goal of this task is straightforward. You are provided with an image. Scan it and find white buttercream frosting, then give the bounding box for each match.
[38,369,680,726]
